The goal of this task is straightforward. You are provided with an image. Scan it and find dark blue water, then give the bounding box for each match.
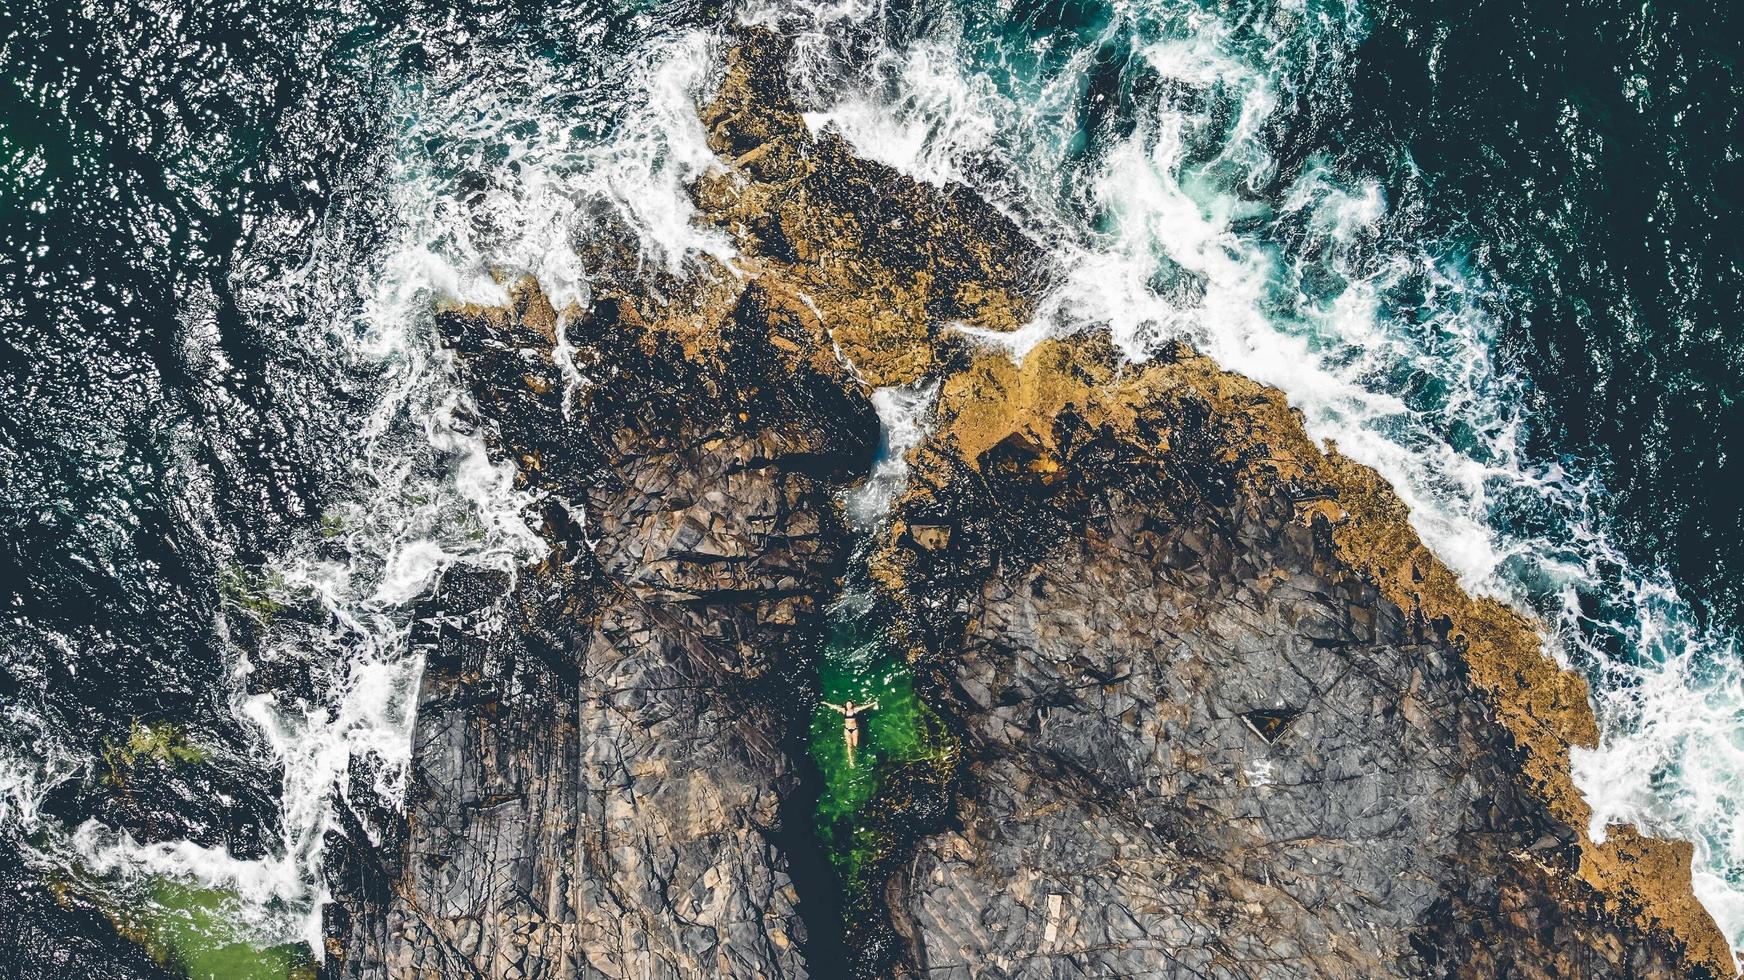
[1351,0,1744,619]
[0,0,377,850]
[2,0,1740,967]
[0,0,712,962]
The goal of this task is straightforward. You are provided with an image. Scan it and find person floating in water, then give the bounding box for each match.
[823,698,879,767]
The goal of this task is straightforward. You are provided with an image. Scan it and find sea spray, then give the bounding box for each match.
[757,0,1744,945]
[221,26,735,951]
[13,19,738,958]
[845,383,940,527]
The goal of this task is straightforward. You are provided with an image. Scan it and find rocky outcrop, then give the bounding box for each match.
[323,276,879,978]
[326,26,1052,977]
[867,336,1732,977]
[693,30,1044,387]
[327,24,1734,980]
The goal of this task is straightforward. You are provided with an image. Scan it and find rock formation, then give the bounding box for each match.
[323,273,877,979]
[869,336,1732,977]
[325,25,1735,980]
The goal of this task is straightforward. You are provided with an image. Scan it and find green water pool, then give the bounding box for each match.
[809,599,953,882]
[119,880,313,980]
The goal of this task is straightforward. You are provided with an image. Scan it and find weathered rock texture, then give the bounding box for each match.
[869,336,1733,977]
[323,277,879,978]
[327,26,1053,976]
[693,30,1044,387]
[327,23,1734,980]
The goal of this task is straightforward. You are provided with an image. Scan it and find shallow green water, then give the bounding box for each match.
[809,599,952,880]
[123,881,313,980]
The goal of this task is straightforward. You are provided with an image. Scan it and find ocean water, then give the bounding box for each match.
[1,0,1740,968]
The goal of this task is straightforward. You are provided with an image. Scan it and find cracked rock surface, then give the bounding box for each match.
[324,280,877,979]
[323,27,1733,980]
[897,485,1687,977]
[870,337,1727,978]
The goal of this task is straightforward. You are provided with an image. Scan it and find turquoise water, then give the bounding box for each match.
[3,0,1742,965]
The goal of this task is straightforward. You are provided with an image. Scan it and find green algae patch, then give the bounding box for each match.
[118,880,315,980]
[218,567,292,625]
[102,720,209,788]
[810,603,954,884]
[115,721,208,766]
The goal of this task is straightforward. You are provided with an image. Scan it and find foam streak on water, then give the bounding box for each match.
[241,28,732,951]
[755,0,1744,948]
[845,382,939,527]
[5,21,732,955]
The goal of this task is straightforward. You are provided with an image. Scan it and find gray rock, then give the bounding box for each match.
[890,475,1694,978]
[324,282,877,980]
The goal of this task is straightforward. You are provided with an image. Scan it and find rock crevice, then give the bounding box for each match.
[325,272,878,979]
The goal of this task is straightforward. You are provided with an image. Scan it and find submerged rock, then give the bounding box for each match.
[0,841,183,980]
[326,24,1732,980]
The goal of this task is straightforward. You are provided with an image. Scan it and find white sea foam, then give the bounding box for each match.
[800,41,998,187]
[0,725,74,835]
[846,382,940,527]
[35,24,735,955]
[772,0,1744,952]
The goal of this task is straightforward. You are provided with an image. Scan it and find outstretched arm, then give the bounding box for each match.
[822,701,847,714]
[867,699,880,711]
